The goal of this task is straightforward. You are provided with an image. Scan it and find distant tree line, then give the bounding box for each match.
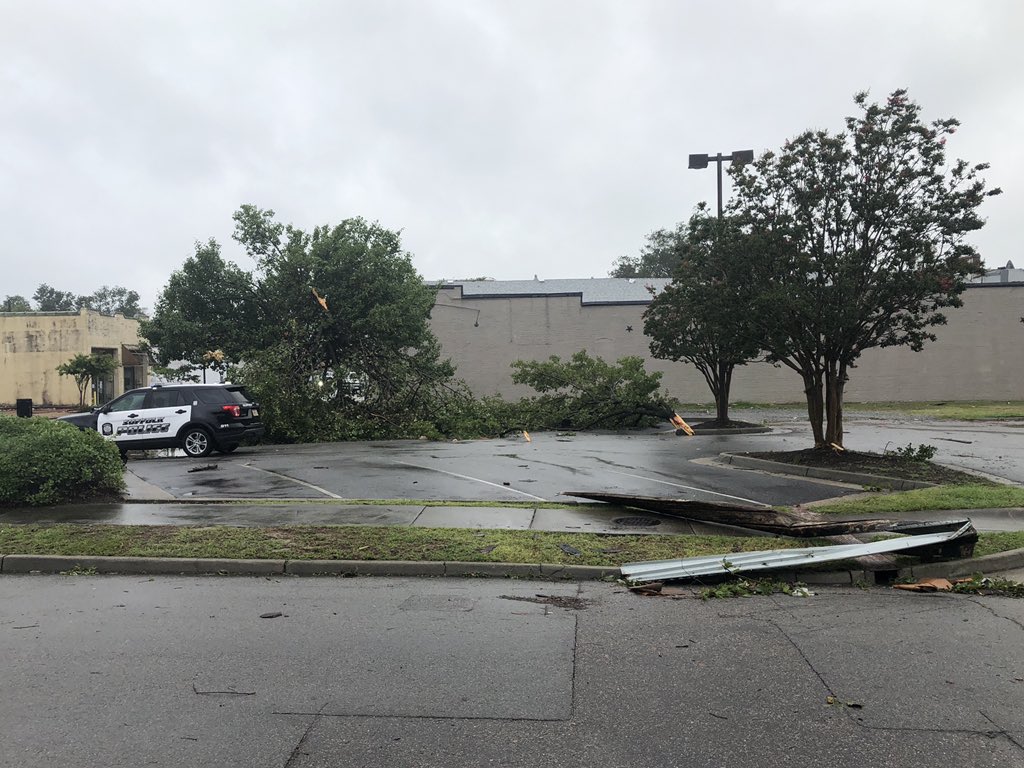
[1,284,143,317]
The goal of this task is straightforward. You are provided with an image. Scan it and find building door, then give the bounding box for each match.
[90,347,119,405]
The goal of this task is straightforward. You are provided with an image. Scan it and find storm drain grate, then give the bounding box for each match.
[612,516,661,528]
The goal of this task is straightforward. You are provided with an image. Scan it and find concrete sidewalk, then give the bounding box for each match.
[0,499,770,537]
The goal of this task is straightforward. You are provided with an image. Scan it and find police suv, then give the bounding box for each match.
[59,383,265,458]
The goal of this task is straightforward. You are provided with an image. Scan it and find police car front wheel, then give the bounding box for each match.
[182,428,213,458]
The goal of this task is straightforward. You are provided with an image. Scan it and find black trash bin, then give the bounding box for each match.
[15,398,32,418]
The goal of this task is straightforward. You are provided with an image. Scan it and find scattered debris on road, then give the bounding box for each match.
[192,683,255,696]
[627,581,690,597]
[187,464,219,473]
[894,577,955,592]
[826,696,863,709]
[259,611,284,619]
[949,575,1024,598]
[499,594,591,610]
[670,413,695,436]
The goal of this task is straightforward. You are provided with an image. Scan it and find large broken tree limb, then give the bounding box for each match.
[563,491,976,556]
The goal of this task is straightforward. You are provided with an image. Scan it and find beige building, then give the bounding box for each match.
[430,279,1024,403]
[0,308,148,406]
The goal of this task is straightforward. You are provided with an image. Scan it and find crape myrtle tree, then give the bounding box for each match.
[730,89,1000,448]
[56,352,118,408]
[643,208,761,425]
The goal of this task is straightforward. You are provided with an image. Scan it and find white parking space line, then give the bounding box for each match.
[603,469,769,507]
[240,463,342,499]
[393,461,548,502]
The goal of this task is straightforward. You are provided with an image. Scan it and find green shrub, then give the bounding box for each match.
[0,417,125,506]
[510,352,674,430]
[885,442,939,462]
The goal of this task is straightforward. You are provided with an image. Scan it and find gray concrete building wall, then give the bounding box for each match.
[430,281,1023,403]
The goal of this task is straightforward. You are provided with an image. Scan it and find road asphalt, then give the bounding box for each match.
[2,575,1022,768]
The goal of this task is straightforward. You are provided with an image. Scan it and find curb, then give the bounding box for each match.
[718,453,936,490]
[685,426,771,436]
[897,547,1024,580]
[3,550,1021,583]
[0,554,617,580]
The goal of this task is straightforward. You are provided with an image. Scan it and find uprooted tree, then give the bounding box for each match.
[141,206,456,441]
[510,351,674,430]
[642,209,762,425]
[730,88,999,448]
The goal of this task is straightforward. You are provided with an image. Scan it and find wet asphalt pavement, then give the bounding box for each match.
[115,429,860,506]
[1,414,1019,529]
[3,575,1023,768]
[120,416,1024,505]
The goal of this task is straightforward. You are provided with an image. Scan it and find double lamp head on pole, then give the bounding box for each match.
[688,149,754,218]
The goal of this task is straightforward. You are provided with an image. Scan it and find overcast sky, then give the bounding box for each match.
[2,0,1021,312]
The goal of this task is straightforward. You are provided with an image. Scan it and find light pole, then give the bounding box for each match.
[688,150,754,218]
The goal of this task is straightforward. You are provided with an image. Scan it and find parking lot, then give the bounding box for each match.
[121,428,854,507]
[115,413,1022,505]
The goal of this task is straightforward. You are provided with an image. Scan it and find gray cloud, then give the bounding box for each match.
[1,0,1019,310]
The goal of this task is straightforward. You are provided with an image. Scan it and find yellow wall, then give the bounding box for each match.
[0,309,143,406]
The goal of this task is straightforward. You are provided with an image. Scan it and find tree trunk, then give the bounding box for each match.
[824,360,847,448]
[715,361,733,423]
[802,370,826,448]
[76,376,88,408]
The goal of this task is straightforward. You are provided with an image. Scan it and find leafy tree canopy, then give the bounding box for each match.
[139,239,256,378]
[78,285,143,317]
[643,209,762,424]
[33,284,78,311]
[510,351,673,430]
[1,295,31,312]
[56,352,119,408]
[609,227,685,278]
[26,284,143,315]
[731,88,999,447]
[142,206,456,441]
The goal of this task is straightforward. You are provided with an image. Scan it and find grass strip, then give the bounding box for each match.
[810,485,1024,516]
[722,401,1024,420]
[841,401,1024,420]
[0,524,1021,565]
[973,532,1024,558]
[0,524,813,566]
